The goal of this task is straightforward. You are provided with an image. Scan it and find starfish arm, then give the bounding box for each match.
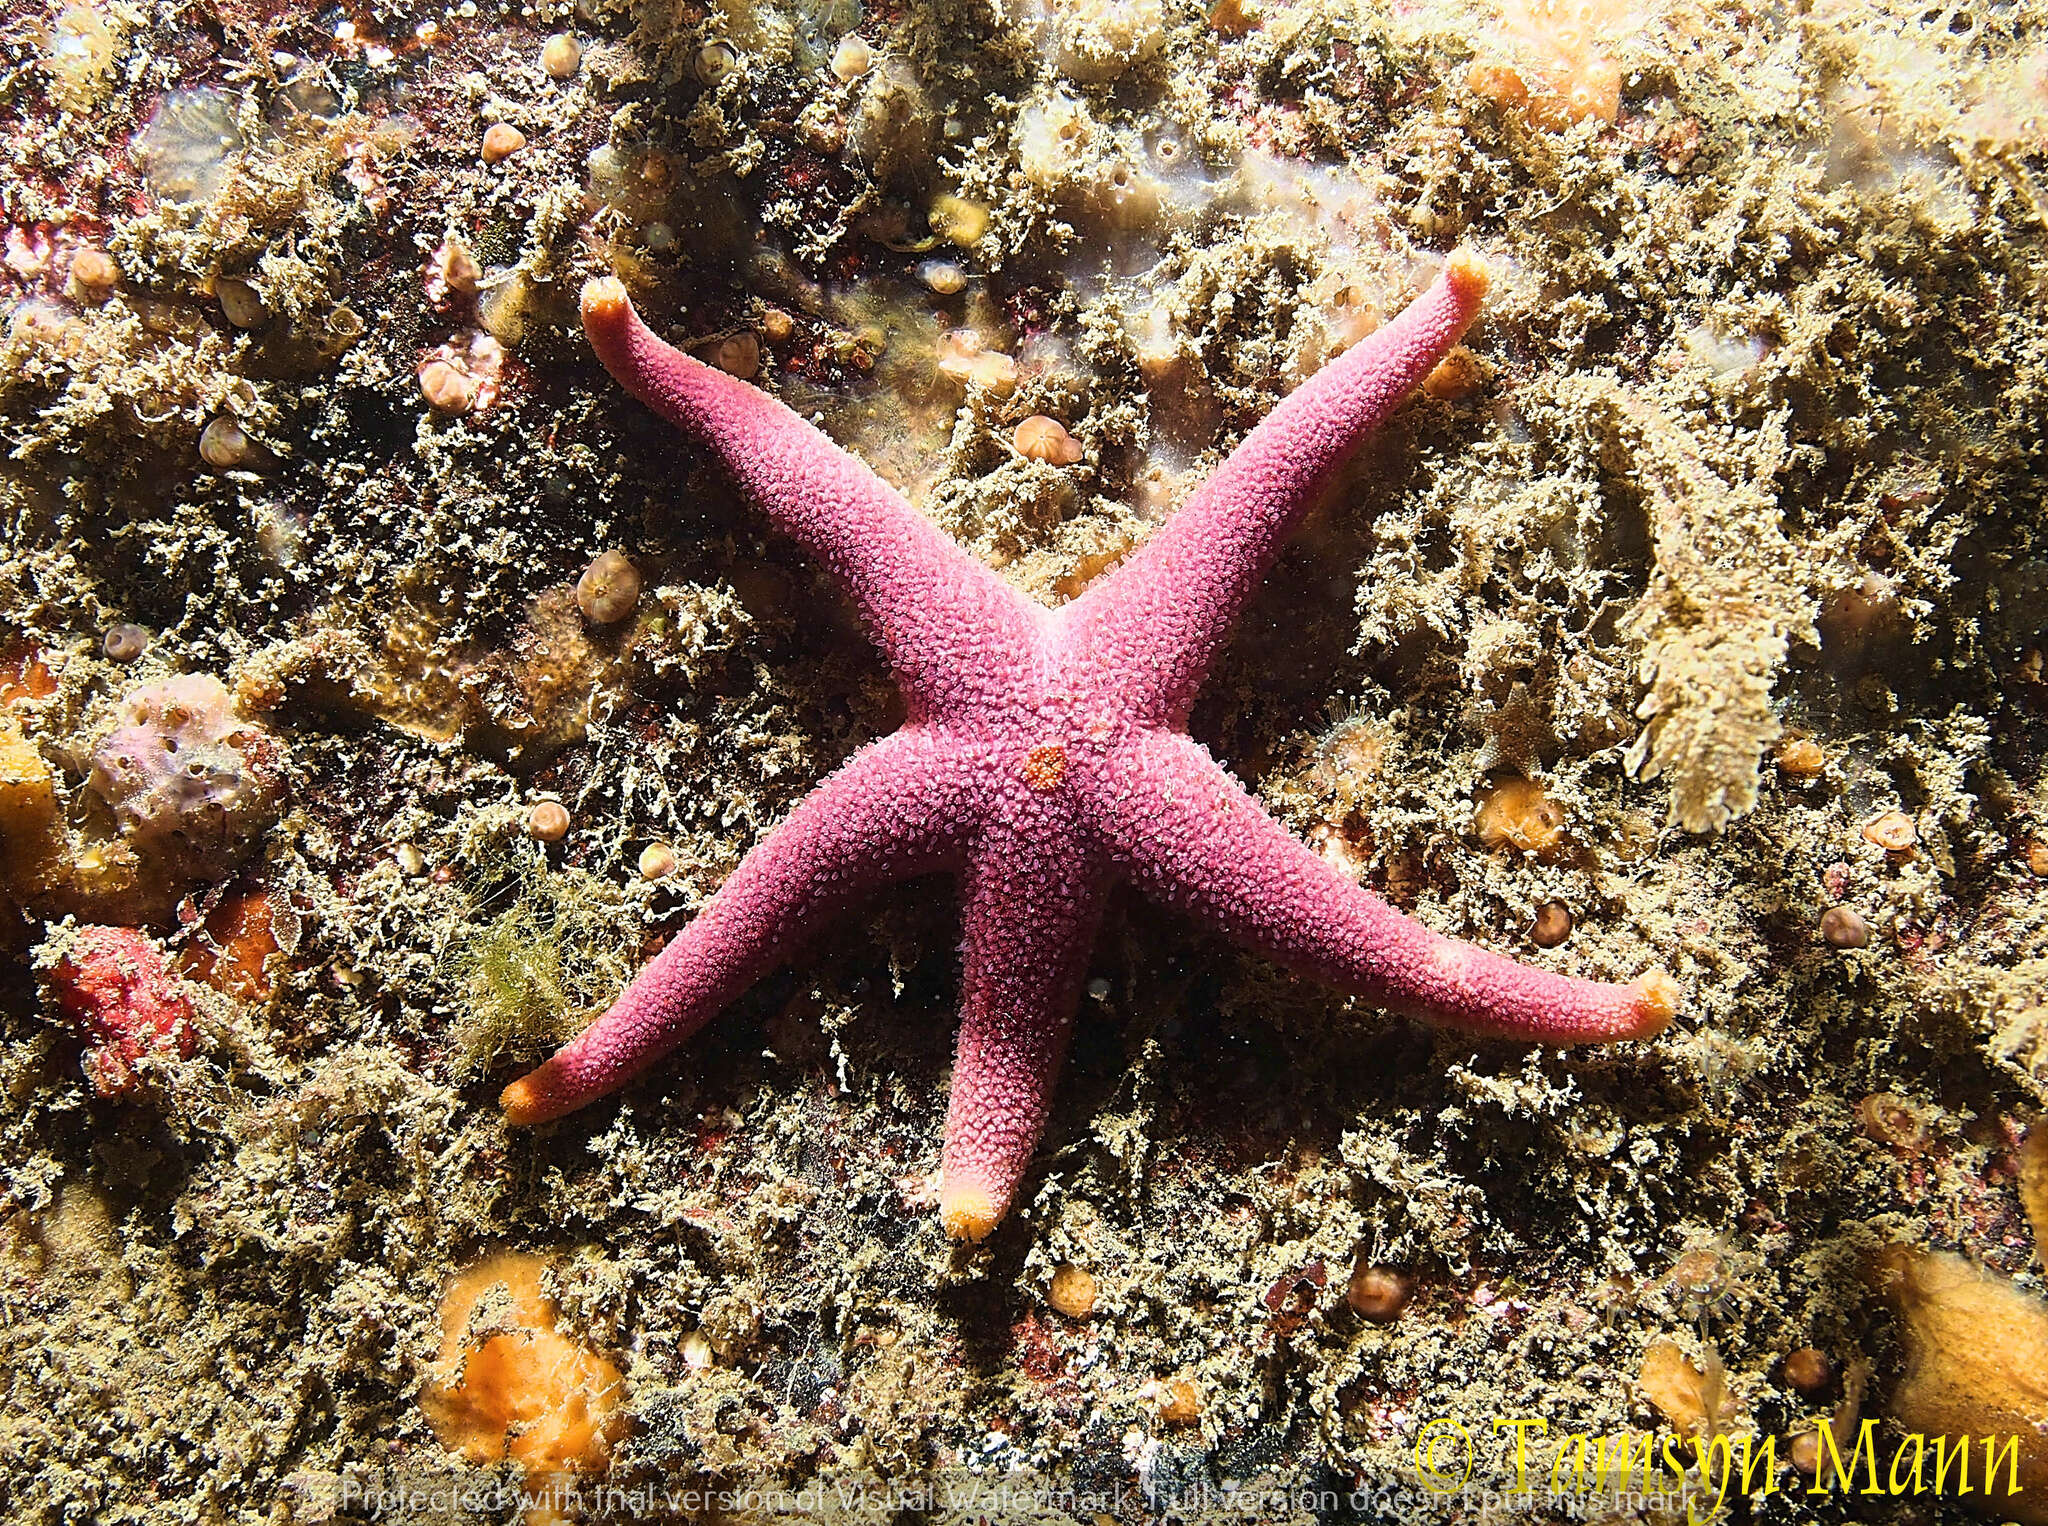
[1101,731,1679,1043]
[502,728,984,1125]
[939,825,1108,1242]
[581,278,1041,719]
[1064,252,1489,725]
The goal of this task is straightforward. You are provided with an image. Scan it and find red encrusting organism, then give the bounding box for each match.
[49,925,199,1097]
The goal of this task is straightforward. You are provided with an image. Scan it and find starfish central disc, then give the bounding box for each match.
[1021,743,1068,792]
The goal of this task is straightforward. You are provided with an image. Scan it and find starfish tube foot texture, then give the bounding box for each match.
[506,255,1680,1240]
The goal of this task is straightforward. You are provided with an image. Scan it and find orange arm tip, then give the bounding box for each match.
[1443,248,1491,305]
[580,275,631,327]
[940,1179,1003,1242]
[1631,970,1681,1036]
[500,1072,553,1127]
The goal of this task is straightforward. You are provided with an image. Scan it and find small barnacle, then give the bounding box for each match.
[1018,93,1096,192]
[696,41,739,85]
[528,801,571,842]
[575,550,641,625]
[318,305,365,360]
[1776,736,1826,778]
[830,34,873,81]
[919,260,966,295]
[1819,905,1868,949]
[1013,416,1083,465]
[703,331,760,379]
[1654,115,1704,173]
[1862,810,1916,854]
[1780,1347,1834,1396]
[1048,1263,1097,1318]
[541,33,582,78]
[1346,1262,1413,1322]
[101,624,148,663]
[66,245,119,300]
[1857,1091,1929,1153]
[1475,774,1567,859]
[1530,901,1573,948]
[481,123,527,164]
[198,416,253,469]
[214,277,268,329]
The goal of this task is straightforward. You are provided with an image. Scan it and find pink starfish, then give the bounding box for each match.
[504,254,1679,1241]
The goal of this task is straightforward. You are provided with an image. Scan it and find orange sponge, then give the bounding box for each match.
[421,1252,627,1487]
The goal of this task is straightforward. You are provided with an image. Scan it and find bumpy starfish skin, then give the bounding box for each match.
[504,255,1680,1241]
